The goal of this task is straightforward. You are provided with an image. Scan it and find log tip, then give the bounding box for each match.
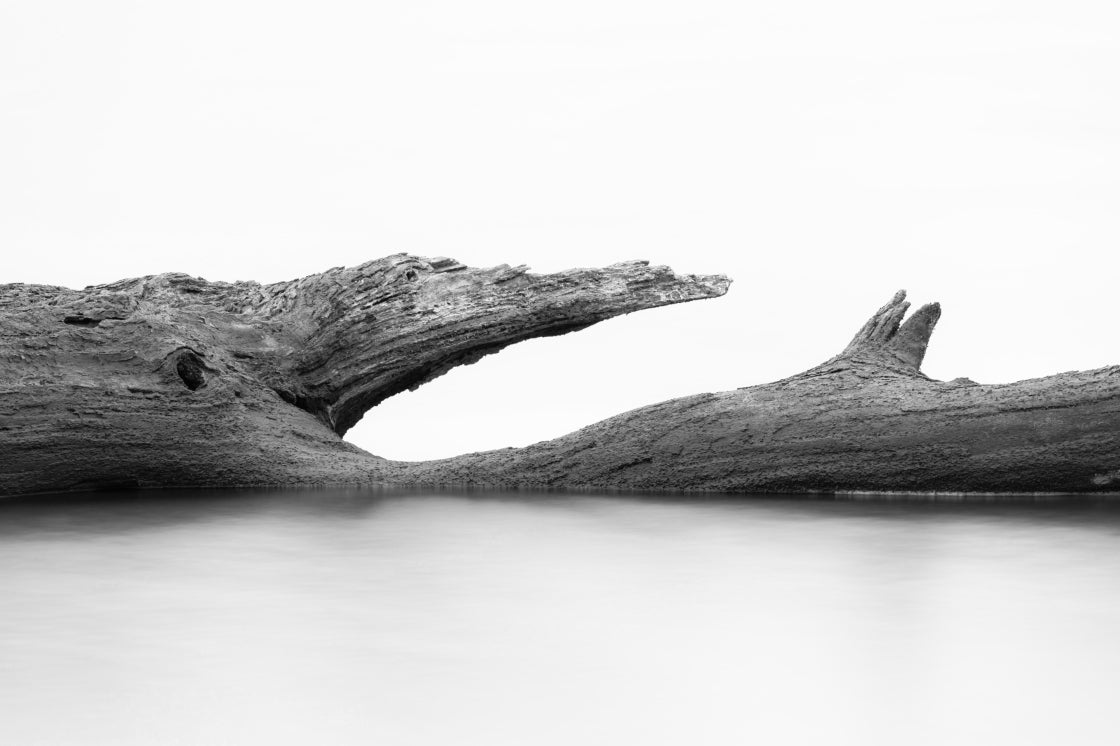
[679,271,732,299]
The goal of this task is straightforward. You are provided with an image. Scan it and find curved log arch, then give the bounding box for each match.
[5,276,1119,498]
[0,256,729,496]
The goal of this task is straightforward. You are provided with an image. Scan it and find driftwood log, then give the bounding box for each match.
[403,290,1120,494]
[2,258,1119,497]
[0,256,727,496]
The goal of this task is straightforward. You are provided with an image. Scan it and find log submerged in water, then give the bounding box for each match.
[404,290,1120,494]
[0,255,729,496]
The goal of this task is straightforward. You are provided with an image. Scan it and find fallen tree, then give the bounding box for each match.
[4,260,1118,497]
[0,256,728,496]
[403,290,1120,494]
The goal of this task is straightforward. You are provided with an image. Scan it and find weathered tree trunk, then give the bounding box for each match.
[0,255,729,496]
[404,291,1120,494]
[5,267,1119,498]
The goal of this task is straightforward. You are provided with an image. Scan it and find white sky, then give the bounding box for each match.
[3,1,1119,460]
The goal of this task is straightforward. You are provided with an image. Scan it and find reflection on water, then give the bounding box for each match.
[3,488,1120,746]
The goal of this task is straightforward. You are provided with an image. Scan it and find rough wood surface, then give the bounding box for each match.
[0,255,729,496]
[403,291,1120,494]
[5,266,1119,497]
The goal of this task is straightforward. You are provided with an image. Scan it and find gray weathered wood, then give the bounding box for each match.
[0,255,728,496]
[402,291,1120,494]
[5,267,1118,498]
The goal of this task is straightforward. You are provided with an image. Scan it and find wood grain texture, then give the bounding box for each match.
[5,270,1118,498]
[403,291,1120,494]
[0,255,729,496]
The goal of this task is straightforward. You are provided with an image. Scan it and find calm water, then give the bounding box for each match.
[2,488,1120,745]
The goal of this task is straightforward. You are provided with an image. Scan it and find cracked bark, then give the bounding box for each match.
[0,255,728,496]
[404,290,1120,494]
[5,273,1120,498]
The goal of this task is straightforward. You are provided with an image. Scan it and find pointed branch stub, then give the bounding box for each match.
[259,256,731,434]
[832,290,941,373]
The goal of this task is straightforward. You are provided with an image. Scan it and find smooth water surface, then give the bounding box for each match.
[2,488,1120,745]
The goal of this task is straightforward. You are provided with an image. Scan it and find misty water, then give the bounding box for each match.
[2,489,1120,745]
